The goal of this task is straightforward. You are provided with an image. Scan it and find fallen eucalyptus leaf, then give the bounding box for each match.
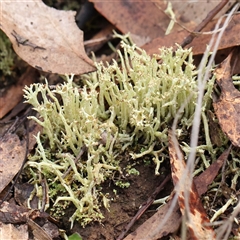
[0,133,26,193]
[168,130,216,239]
[0,0,96,75]
[213,49,240,147]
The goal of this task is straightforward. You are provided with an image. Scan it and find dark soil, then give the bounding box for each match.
[63,159,173,240]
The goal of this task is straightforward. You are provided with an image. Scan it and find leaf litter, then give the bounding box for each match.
[0,0,95,74]
[1,0,240,239]
[213,47,240,147]
[0,66,38,118]
[0,133,26,193]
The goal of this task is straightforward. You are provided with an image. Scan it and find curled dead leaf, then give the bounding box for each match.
[124,145,231,239]
[168,130,216,239]
[0,133,26,193]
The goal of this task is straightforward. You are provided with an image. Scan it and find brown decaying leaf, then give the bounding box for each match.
[0,201,31,224]
[0,201,58,240]
[168,130,215,239]
[90,0,233,47]
[123,199,181,240]
[0,133,26,193]
[28,219,57,240]
[143,14,240,56]
[0,0,96,75]
[213,49,240,147]
[125,135,230,239]
[89,0,168,46]
[0,66,38,119]
[194,146,231,196]
[170,0,234,26]
[0,223,28,240]
[85,23,115,55]
[14,183,36,208]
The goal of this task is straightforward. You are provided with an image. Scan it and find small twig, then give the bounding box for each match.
[62,145,87,179]
[180,0,229,48]
[116,174,171,240]
[84,36,112,46]
[40,177,49,212]
[0,106,32,138]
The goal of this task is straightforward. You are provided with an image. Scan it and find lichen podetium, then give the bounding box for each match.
[23,41,214,227]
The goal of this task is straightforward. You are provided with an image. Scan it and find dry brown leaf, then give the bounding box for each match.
[194,146,231,196]
[0,223,28,240]
[125,145,231,239]
[0,0,96,75]
[171,0,234,26]
[0,133,26,193]
[0,201,49,223]
[213,49,240,147]
[0,201,56,239]
[28,219,57,240]
[123,199,181,240]
[90,0,233,48]
[0,201,31,224]
[168,130,215,239]
[143,13,240,56]
[85,23,115,55]
[14,183,36,208]
[89,0,168,46]
[0,67,38,118]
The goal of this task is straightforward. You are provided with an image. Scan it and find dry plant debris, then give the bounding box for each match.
[213,48,240,147]
[0,0,95,74]
[0,0,240,239]
[169,0,234,25]
[0,201,59,239]
[89,0,168,46]
[0,133,26,193]
[143,4,240,56]
[0,223,28,240]
[0,67,38,118]
[89,0,234,47]
[124,146,231,239]
[124,198,182,240]
[168,129,215,239]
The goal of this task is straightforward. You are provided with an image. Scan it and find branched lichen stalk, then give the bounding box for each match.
[23,41,214,226]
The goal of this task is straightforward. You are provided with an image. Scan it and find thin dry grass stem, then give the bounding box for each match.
[182,3,239,239]
[149,3,240,239]
[216,200,240,240]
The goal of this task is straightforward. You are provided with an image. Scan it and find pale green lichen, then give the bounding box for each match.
[23,41,214,227]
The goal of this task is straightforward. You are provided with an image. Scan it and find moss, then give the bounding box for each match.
[0,31,14,75]
[0,30,15,86]
[23,42,214,227]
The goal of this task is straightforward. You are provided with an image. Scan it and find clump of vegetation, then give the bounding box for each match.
[23,41,213,227]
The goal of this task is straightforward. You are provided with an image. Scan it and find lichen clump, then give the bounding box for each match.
[24,42,202,227]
